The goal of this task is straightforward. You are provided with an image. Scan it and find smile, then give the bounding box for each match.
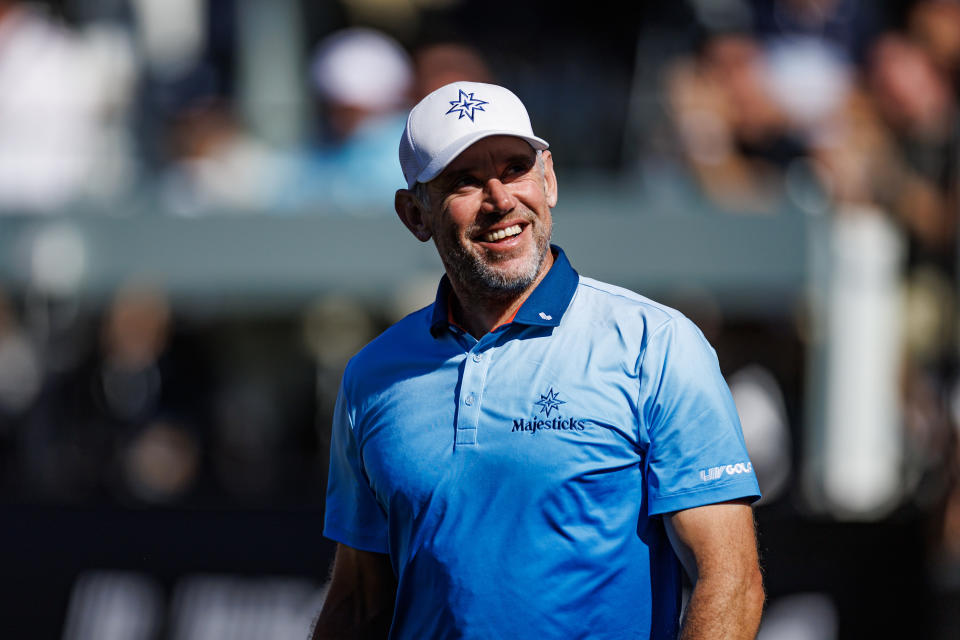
[479,224,523,243]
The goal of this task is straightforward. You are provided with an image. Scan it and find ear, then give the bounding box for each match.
[541,150,558,208]
[395,189,432,242]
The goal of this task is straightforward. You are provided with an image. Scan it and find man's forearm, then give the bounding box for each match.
[312,544,396,640]
[679,570,764,640]
[310,589,393,640]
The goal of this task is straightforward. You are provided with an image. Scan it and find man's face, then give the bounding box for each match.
[419,136,558,299]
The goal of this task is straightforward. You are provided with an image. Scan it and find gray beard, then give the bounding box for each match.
[440,231,550,302]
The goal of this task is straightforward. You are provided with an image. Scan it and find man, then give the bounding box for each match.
[313,81,764,639]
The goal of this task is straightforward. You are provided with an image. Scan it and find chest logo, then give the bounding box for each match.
[512,387,586,435]
[535,387,565,417]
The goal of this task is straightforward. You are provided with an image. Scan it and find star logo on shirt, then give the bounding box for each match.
[535,388,566,418]
[445,89,488,121]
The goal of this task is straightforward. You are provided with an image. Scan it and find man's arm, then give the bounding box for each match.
[665,499,764,640]
[311,543,397,640]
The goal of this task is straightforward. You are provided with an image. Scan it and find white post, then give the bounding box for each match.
[235,0,307,148]
[806,206,905,519]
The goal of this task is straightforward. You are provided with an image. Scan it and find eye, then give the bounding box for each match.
[452,174,481,189]
[503,160,533,179]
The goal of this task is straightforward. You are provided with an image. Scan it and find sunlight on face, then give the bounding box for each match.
[426,137,555,300]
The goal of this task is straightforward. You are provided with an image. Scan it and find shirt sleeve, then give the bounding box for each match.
[639,316,761,516]
[323,382,390,553]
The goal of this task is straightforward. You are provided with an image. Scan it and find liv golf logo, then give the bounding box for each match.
[699,461,753,482]
[512,387,587,435]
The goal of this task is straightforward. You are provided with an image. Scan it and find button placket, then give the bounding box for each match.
[455,345,492,446]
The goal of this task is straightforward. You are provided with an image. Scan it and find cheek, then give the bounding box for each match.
[442,201,480,233]
[432,214,468,250]
[536,215,553,240]
[517,181,550,211]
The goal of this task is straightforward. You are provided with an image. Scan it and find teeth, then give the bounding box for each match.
[481,224,522,242]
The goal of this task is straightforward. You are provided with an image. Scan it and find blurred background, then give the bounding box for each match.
[0,0,957,637]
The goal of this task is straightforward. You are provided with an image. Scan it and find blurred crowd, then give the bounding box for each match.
[0,282,320,506]
[658,0,958,271]
[648,0,960,585]
[0,0,957,530]
[1,0,960,635]
[0,0,951,228]
[0,0,500,216]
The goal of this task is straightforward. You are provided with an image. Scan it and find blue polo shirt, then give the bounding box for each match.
[324,247,760,640]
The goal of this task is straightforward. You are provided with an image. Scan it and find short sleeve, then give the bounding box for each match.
[640,316,761,516]
[323,383,390,553]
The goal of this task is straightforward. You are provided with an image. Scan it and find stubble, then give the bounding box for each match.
[437,212,551,302]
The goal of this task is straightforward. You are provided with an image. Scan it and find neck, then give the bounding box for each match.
[448,251,555,339]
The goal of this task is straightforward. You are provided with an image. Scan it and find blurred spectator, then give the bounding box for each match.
[0,0,136,212]
[273,27,413,215]
[411,41,493,101]
[868,33,958,256]
[159,98,287,216]
[750,0,881,64]
[20,283,211,503]
[907,0,960,80]
[750,0,869,134]
[97,285,204,503]
[762,35,853,143]
[802,82,894,209]
[664,31,803,213]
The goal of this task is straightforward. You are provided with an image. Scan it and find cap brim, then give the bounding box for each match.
[411,131,549,188]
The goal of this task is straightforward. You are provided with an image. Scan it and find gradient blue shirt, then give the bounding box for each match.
[324,247,760,639]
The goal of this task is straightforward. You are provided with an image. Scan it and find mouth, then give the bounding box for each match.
[476,223,524,244]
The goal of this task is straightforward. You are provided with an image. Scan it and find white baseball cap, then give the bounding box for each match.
[399,81,549,189]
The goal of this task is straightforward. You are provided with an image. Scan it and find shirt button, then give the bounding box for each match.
[472,353,482,363]
[464,394,475,406]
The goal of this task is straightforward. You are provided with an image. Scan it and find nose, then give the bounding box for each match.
[481,178,516,215]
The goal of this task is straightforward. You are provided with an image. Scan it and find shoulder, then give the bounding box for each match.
[341,304,434,391]
[566,276,715,371]
[571,276,686,334]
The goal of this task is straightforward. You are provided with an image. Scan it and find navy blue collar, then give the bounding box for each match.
[429,245,579,337]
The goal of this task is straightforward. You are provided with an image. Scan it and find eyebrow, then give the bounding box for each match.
[505,153,537,169]
[443,152,537,183]
[437,168,475,190]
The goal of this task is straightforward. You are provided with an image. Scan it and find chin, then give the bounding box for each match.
[474,254,544,294]
[441,229,549,295]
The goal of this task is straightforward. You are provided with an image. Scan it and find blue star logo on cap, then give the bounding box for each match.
[445,89,488,121]
[535,388,566,418]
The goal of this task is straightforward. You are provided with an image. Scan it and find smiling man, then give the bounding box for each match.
[312,82,764,640]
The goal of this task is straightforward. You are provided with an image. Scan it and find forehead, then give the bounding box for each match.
[439,135,535,176]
